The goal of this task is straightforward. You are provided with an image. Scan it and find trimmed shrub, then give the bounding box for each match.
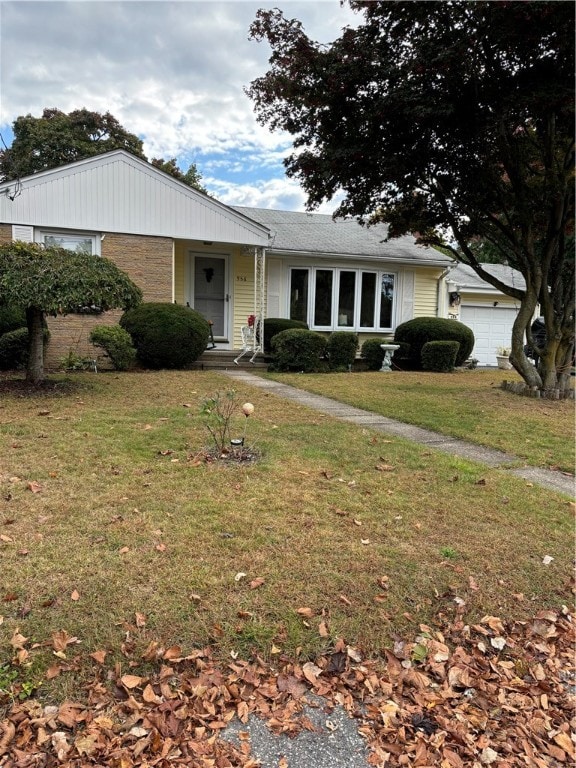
[263,318,308,353]
[270,328,328,372]
[0,327,29,370]
[421,340,460,372]
[0,305,26,336]
[89,325,137,371]
[360,339,388,371]
[120,303,210,369]
[394,317,474,368]
[391,342,414,370]
[327,331,358,370]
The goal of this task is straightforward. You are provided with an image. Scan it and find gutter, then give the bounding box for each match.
[267,248,453,268]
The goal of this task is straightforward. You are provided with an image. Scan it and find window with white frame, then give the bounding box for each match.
[38,231,100,256]
[289,267,396,331]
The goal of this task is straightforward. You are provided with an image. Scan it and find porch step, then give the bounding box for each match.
[190,349,268,371]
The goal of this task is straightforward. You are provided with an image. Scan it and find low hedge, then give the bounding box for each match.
[360,339,386,371]
[394,317,474,368]
[89,325,137,371]
[0,305,26,336]
[0,327,29,370]
[0,326,49,370]
[270,328,328,372]
[327,331,358,370]
[421,340,460,372]
[263,318,308,353]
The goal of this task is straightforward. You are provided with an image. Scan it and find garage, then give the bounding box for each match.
[460,304,519,366]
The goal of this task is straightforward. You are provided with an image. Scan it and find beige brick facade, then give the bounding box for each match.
[101,233,173,302]
[1,229,174,368]
[44,233,173,367]
[0,224,12,245]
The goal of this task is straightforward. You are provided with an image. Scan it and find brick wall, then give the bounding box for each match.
[101,233,173,302]
[41,233,173,367]
[0,224,12,245]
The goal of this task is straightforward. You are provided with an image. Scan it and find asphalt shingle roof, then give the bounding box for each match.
[448,263,526,291]
[233,206,451,264]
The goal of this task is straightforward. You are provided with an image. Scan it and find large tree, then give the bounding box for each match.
[0,242,142,384]
[0,108,207,193]
[247,1,575,395]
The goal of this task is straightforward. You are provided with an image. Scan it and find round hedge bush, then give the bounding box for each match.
[270,328,328,372]
[0,327,29,370]
[394,317,474,368]
[0,305,26,336]
[360,338,387,370]
[263,318,308,353]
[421,340,460,372]
[120,303,210,369]
[327,331,358,370]
[89,325,137,371]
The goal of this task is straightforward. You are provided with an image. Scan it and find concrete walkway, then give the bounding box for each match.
[221,370,574,497]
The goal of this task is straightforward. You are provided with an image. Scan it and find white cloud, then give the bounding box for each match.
[0,1,359,211]
[207,175,343,214]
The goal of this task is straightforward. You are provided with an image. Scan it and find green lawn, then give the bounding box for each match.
[265,368,575,473]
[0,369,572,703]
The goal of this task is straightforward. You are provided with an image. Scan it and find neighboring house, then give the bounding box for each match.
[439,263,526,366]
[0,149,453,367]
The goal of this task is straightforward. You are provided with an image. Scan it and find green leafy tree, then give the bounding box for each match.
[151,157,208,194]
[0,108,207,193]
[247,1,575,394]
[0,108,146,178]
[0,242,142,384]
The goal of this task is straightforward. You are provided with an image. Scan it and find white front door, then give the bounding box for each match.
[190,254,229,341]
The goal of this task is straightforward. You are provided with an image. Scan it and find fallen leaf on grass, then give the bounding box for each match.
[51,630,79,652]
[250,577,265,589]
[90,650,106,664]
[70,590,80,601]
[375,464,395,472]
[297,607,314,618]
[339,595,352,606]
[27,481,42,493]
[163,645,182,660]
[10,630,27,649]
[121,674,144,689]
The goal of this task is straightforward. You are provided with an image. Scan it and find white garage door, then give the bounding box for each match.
[460,305,519,366]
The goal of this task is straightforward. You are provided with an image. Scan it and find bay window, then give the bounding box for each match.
[289,267,396,331]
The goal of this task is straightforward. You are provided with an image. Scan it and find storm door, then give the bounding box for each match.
[192,255,229,339]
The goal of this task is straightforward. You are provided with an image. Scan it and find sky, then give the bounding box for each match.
[0,0,360,212]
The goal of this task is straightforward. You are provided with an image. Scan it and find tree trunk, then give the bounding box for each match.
[509,288,541,389]
[26,307,45,384]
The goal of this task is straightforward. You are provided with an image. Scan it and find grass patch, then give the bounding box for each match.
[0,369,573,702]
[265,368,575,472]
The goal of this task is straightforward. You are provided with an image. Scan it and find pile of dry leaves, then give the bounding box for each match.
[1,608,574,767]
